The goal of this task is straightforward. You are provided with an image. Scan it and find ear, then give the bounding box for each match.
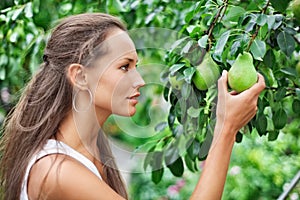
[67,64,88,90]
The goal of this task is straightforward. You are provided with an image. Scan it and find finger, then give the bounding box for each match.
[246,73,266,95]
[229,90,238,95]
[217,70,228,93]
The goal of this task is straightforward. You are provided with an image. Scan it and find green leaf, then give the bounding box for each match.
[187,139,200,161]
[185,10,194,23]
[268,130,280,141]
[154,122,168,132]
[151,151,164,169]
[163,84,170,102]
[168,106,176,129]
[181,41,193,54]
[263,50,275,68]
[32,0,40,13]
[145,12,156,24]
[164,144,179,165]
[152,168,164,184]
[24,2,33,18]
[274,87,286,101]
[277,31,296,57]
[11,7,23,21]
[0,55,8,67]
[107,0,126,14]
[225,6,245,22]
[272,108,287,129]
[143,146,156,171]
[267,15,276,30]
[187,107,201,118]
[235,131,243,143]
[256,14,267,26]
[0,68,5,80]
[198,35,208,48]
[250,39,266,61]
[181,82,191,100]
[199,130,213,160]
[273,15,283,30]
[270,0,292,13]
[184,153,196,172]
[167,157,184,177]
[280,67,297,78]
[292,99,300,113]
[169,64,185,75]
[183,67,196,84]
[213,30,230,61]
[256,113,268,136]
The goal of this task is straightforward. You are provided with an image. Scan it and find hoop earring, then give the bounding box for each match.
[72,89,93,112]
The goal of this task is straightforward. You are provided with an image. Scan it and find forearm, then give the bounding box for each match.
[190,124,236,200]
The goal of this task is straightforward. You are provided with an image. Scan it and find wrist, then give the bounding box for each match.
[213,121,237,145]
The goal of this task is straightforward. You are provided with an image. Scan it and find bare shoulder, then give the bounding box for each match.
[28,154,124,200]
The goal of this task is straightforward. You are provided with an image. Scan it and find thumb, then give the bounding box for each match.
[245,73,266,96]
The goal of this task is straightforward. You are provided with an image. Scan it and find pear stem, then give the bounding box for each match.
[246,0,270,52]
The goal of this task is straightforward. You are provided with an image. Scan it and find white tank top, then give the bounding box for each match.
[20,139,102,200]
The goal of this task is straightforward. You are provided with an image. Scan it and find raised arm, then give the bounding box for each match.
[190,70,265,199]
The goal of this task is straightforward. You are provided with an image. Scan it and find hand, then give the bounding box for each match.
[215,70,266,137]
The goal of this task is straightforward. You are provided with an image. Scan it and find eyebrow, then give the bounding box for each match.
[120,57,139,63]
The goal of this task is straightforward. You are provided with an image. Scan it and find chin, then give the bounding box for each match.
[127,108,137,117]
[114,108,136,117]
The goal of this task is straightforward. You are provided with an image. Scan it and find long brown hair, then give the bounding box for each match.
[0,13,128,199]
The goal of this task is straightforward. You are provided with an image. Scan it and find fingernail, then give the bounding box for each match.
[222,70,226,76]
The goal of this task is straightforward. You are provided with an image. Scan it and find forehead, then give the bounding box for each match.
[103,30,138,62]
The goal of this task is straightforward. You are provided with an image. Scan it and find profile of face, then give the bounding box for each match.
[86,29,145,117]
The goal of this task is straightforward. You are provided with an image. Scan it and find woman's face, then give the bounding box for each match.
[88,29,145,117]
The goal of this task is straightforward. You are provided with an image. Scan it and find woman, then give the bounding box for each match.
[0,13,265,200]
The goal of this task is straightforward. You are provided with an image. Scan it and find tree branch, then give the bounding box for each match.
[246,0,270,52]
[207,0,229,51]
[195,0,229,65]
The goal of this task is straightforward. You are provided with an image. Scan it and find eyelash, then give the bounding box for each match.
[120,64,129,71]
[120,63,139,72]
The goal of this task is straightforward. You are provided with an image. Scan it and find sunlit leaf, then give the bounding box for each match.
[250,39,266,61]
[213,30,230,61]
[198,35,208,48]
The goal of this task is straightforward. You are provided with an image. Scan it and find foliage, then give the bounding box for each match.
[129,132,300,200]
[127,0,300,183]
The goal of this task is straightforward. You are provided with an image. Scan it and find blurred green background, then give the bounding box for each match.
[0,0,299,199]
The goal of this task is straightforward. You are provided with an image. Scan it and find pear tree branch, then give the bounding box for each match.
[246,0,270,52]
[195,0,228,65]
[207,0,229,52]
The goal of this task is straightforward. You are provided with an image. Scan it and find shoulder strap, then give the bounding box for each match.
[20,139,102,200]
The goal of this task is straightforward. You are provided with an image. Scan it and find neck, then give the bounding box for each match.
[56,107,109,157]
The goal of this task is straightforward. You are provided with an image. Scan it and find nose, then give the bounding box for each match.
[130,69,145,89]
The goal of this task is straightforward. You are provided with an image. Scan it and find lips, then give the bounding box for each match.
[127,93,140,105]
[128,93,140,100]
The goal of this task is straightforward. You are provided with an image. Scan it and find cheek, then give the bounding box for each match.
[94,76,124,107]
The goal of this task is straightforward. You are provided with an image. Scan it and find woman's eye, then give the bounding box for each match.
[120,64,129,71]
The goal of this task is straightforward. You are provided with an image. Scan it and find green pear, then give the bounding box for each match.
[169,74,184,90]
[228,52,257,92]
[192,54,220,91]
